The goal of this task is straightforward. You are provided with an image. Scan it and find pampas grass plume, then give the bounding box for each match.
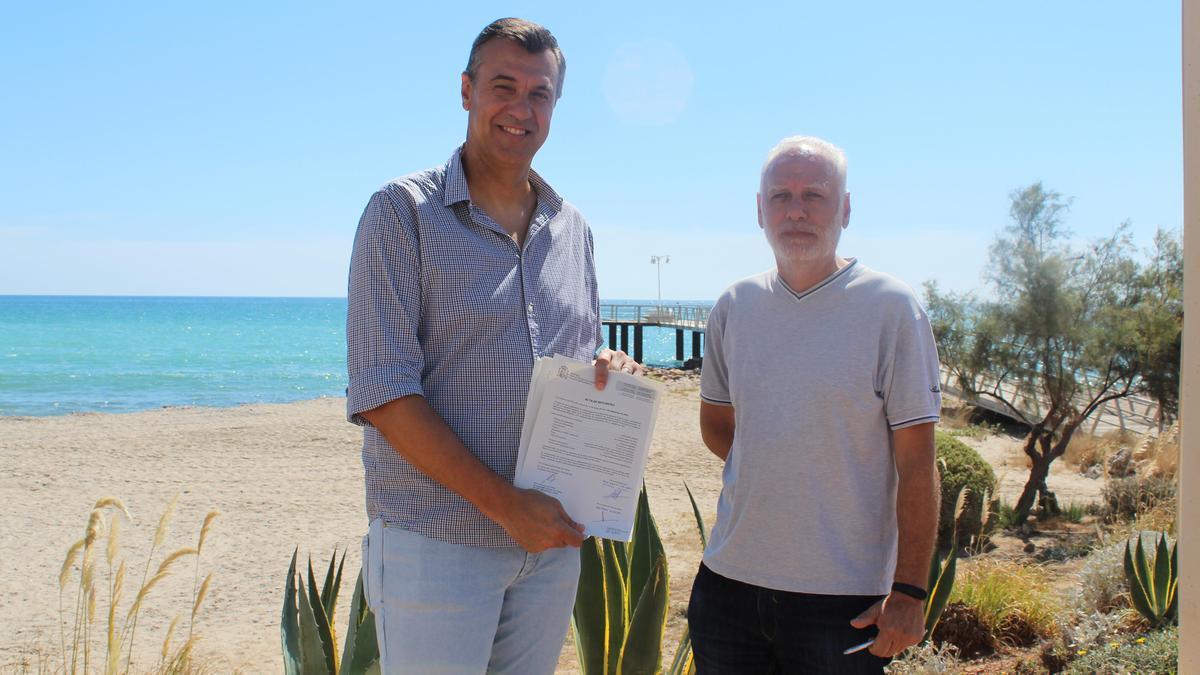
[112,561,126,613]
[193,573,213,619]
[92,496,132,523]
[84,509,104,550]
[86,585,97,625]
[126,570,170,623]
[161,614,181,662]
[156,547,198,577]
[153,494,180,550]
[106,517,121,568]
[60,539,84,591]
[197,510,220,554]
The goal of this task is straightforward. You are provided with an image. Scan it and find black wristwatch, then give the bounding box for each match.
[891,582,928,601]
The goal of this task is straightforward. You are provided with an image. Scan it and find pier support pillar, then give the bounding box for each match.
[634,325,643,365]
[692,331,703,358]
[620,324,629,354]
[675,329,685,361]
[608,323,617,350]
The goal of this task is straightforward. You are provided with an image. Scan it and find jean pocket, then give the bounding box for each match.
[363,518,385,612]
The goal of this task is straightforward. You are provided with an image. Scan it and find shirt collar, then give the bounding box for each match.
[442,145,564,213]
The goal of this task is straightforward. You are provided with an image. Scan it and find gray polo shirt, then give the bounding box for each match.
[700,260,941,595]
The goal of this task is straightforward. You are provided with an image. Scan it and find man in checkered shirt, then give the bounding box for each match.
[346,17,641,674]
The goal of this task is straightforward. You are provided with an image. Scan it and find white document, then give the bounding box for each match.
[515,355,663,541]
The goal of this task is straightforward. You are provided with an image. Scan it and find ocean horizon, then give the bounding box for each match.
[0,295,712,417]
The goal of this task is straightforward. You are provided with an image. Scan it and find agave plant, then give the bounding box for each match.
[664,483,707,675]
[1124,531,1179,627]
[281,548,379,675]
[572,485,671,675]
[922,486,978,641]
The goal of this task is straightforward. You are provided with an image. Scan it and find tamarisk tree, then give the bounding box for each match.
[926,182,1181,524]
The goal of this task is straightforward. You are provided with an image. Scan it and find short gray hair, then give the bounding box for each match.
[464,18,566,99]
[760,136,848,193]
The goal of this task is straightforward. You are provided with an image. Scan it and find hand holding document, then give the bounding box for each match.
[515,355,663,541]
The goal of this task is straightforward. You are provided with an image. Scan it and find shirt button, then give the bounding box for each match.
[527,303,535,314]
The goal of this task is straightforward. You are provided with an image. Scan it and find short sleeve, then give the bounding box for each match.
[881,299,942,429]
[345,188,426,425]
[699,294,732,406]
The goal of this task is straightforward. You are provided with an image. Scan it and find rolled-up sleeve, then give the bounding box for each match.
[346,189,425,426]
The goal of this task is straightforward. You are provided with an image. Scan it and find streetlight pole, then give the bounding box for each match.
[650,255,670,311]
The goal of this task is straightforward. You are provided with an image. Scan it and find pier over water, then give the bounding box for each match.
[599,304,709,365]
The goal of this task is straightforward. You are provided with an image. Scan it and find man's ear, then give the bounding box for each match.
[842,192,852,228]
[756,193,765,229]
[461,73,472,111]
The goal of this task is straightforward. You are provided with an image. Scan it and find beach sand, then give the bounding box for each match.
[0,377,1103,672]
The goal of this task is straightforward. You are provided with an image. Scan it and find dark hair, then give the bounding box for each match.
[464,17,566,98]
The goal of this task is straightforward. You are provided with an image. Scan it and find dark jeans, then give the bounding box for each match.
[687,563,890,675]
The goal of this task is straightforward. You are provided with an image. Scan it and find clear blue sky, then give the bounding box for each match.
[0,2,1182,300]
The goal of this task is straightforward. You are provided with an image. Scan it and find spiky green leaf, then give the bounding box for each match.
[628,485,664,609]
[617,554,669,675]
[341,572,380,675]
[296,562,332,674]
[1125,541,1156,622]
[307,558,337,673]
[924,551,957,641]
[282,549,303,675]
[602,539,628,675]
[684,482,708,549]
[572,538,608,675]
[1152,533,1171,616]
[667,626,692,675]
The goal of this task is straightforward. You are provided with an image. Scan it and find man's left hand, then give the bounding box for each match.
[849,592,925,658]
[593,349,644,390]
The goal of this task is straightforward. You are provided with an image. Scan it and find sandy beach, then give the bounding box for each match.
[0,377,1104,673]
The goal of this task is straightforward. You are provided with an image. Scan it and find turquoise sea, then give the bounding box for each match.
[0,296,711,417]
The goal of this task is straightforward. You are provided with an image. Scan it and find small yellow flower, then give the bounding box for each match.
[1109,641,1120,648]
[1077,649,1088,656]
[1136,637,1147,644]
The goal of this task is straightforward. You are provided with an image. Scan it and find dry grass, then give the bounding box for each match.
[937,399,999,440]
[1132,499,1178,535]
[43,496,220,675]
[1138,422,1179,480]
[1062,429,1137,474]
[1064,422,1180,481]
[949,558,1060,647]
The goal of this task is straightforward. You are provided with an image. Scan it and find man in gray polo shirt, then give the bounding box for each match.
[687,136,941,674]
[346,18,639,674]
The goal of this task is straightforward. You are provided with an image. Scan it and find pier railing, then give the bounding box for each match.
[598,304,709,329]
[598,304,710,363]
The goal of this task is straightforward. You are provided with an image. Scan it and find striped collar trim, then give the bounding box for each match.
[776,258,859,302]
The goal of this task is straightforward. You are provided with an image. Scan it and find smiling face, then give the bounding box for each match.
[757,151,851,269]
[461,38,559,171]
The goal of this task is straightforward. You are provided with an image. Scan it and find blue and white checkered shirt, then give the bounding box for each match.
[346,147,603,547]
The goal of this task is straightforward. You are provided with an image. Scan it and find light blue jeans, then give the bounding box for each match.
[362,519,580,674]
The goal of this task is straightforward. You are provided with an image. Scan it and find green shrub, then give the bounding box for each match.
[1101,475,1176,523]
[935,432,997,550]
[1065,626,1178,674]
[1072,541,1130,616]
[883,640,961,673]
[947,559,1059,647]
